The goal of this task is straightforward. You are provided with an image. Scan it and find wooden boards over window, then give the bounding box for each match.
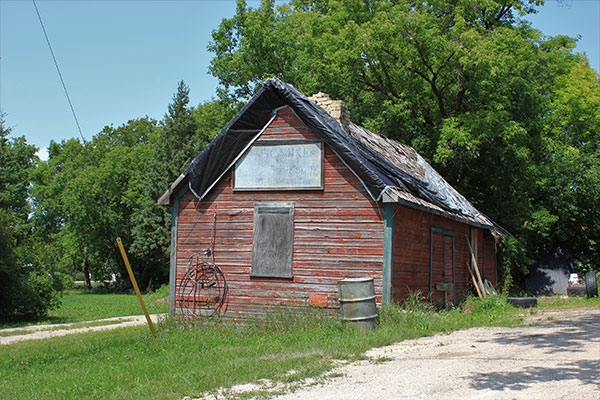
[251,203,294,278]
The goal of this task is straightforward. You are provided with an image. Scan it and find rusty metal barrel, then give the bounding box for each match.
[338,277,378,330]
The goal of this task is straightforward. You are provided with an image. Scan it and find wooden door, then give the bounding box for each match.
[430,227,455,309]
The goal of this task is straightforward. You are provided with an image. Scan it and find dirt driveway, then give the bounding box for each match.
[0,314,165,345]
[271,308,599,400]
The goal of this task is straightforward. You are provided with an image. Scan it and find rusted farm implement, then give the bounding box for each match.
[176,253,228,318]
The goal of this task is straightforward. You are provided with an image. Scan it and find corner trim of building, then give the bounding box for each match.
[383,203,395,305]
[169,185,188,316]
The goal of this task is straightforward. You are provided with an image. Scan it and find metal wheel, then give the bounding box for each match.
[177,254,228,318]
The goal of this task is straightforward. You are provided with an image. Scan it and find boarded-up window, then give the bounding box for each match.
[251,203,294,278]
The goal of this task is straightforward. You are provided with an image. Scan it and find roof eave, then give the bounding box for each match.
[157,173,187,206]
[382,186,496,231]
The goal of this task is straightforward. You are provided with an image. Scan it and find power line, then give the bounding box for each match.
[32,0,86,144]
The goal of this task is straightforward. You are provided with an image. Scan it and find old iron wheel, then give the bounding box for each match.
[177,254,228,318]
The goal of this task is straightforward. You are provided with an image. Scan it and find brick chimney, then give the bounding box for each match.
[308,92,350,132]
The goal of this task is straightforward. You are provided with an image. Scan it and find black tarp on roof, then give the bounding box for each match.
[183,78,487,224]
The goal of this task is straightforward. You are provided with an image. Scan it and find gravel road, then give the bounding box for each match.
[269,308,599,400]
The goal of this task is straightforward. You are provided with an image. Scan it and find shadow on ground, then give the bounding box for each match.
[470,359,600,391]
[468,311,600,392]
[484,314,598,354]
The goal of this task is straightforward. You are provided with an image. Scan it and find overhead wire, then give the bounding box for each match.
[31,0,131,282]
[32,0,86,144]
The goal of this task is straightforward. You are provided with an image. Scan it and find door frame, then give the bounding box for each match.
[429,227,455,307]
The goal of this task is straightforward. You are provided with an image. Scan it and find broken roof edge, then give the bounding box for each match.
[157,102,286,206]
[157,82,276,207]
[192,109,281,201]
[346,122,508,235]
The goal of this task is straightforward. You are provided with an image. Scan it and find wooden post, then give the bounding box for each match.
[169,187,187,316]
[466,233,486,297]
[471,228,478,262]
[466,262,483,298]
[116,237,157,338]
[382,203,394,305]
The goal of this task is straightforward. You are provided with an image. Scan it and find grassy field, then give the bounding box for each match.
[0,294,597,400]
[0,286,169,329]
[0,295,521,400]
[537,294,600,309]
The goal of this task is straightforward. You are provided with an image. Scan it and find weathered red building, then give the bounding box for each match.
[159,79,501,318]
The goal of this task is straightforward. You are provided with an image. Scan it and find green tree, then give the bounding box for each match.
[29,84,238,293]
[0,117,36,225]
[208,0,600,286]
[126,84,239,289]
[30,139,93,288]
[159,80,201,180]
[31,119,157,289]
[528,57,600,271]
[125,82,199,290]
[193,98,240,143]
[0,115,65,320]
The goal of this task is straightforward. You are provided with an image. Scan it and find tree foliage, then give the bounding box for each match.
[0,116,66,320]
[31,119,158,290]
[3,0,598,317]
[24,82,238,299]
[530,57,600,273]
[208,0,600,286]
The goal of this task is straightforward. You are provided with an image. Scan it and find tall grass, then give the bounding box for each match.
[0,295,526,400]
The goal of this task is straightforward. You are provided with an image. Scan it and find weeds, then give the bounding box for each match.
[371,356,393,364]
[0,293,574,400]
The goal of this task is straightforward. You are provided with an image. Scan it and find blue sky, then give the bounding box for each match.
[1,0,598,157]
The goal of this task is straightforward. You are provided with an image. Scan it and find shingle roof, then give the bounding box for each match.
[159,78,502,233]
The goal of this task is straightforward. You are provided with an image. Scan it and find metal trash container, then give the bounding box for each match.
[338,277,378,330]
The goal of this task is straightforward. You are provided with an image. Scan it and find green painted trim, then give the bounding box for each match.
[429,228,433,298]
[383,203,395,305]
[169,185,188,316]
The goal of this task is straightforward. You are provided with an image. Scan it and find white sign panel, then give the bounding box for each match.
[234,142,323,190]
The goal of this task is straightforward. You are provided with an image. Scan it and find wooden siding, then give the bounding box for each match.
[175,106,384,319]
[392,205,497,305]
[481,231,497,284]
